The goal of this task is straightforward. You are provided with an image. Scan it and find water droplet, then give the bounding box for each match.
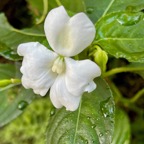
[85,140,88,144]
[100,97,114,118]
[50,108,56,116]
[99,133,103,137]
[117,13,142,26]
[91,124,96,129]
[105,130,110,135]
[87,116,91,120]
[125,6,135,12]
[86,7,94,14]
[18,100,28,110]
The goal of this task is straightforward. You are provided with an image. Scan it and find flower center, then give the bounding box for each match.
[52,56,65,74]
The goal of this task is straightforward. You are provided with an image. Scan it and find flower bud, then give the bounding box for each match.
[93,46,108,73]
[0,79,21,87]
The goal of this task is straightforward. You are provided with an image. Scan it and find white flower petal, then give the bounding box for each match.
[18,42,58,96]
[44,6,69,54]
[84,81,96,93]
[44,6,95,57]
[65,58,101,96]
[50,75,81,111]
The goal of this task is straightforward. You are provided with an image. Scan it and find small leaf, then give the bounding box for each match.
[112,108,131,144]
[95,11,144,62]
[46,78,115,144]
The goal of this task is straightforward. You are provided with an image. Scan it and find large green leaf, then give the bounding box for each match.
[83,0,113,22]
[95,11,144,62]
[0,63,36,127]
[0,13,45,61]
[112,108,131,144]
[46,78,115,144]
[83,0,144,22]
[106,0,144,14]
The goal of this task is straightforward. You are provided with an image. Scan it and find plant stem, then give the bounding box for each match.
[55,0,62,6]
[36,0,48,24]
[103,67,144,77]
[130,88,144,103]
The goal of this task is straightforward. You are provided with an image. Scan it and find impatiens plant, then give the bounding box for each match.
[0,0,144,144]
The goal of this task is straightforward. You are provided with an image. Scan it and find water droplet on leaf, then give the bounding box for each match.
[100,97,114,118]
[18,100,28,110]
[99,133,103,137]
[50,108,56,116]
[87,116,91,120]
[85,140,88,144]
[117,13,141,26]
[91,124,96,129]
[86,7,94,14]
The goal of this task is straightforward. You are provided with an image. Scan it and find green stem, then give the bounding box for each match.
[11,28,45,37]
[130,88,144,103]
[107,79,144,105]
[108,79,123,103]
[36,0,48,24]
[103,67,144,77]
[55,0,62,6]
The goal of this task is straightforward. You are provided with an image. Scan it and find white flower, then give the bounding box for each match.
[17,6,101,111]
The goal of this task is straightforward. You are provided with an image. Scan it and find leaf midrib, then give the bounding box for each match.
[73,100,82,144]
[102,0,116,17]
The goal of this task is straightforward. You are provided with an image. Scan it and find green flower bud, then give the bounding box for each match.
[93,45,108,73]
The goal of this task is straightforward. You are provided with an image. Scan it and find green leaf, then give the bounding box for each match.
[0,64,16,79]
[0,63,36,127]
[46,78,115,144]
[83,0,144,23]
[0,13,45,61]
[95,11,144,62]
[83,0,113,22]
[105,0,144,14]
[112,108,131,144]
